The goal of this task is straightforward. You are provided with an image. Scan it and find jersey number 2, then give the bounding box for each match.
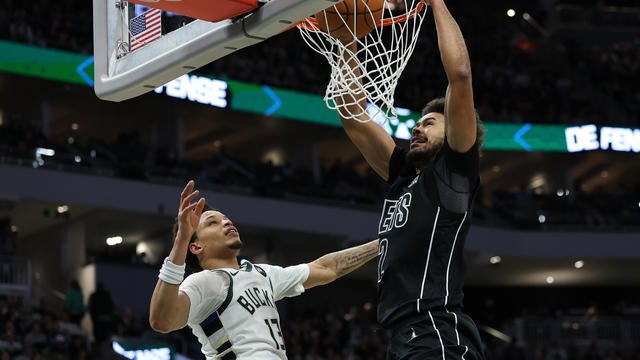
[378,238,388,283]
[264,318,285,350]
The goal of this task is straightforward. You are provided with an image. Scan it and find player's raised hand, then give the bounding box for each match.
[176,180,206,243]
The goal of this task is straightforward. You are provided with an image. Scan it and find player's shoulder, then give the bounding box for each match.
[252,262,275,277]
[183,268,229,285]
[442,137,479,157]
[431,138,479,175]
[251,263,301,278]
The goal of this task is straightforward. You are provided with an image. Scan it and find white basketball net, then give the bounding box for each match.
[297,0,429,122]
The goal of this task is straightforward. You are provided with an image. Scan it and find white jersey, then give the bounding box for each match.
[179,260,309,360]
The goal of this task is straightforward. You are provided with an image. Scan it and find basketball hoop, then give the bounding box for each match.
[297,0,429,122]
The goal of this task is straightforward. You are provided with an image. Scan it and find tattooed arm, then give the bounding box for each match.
[303,239,379,289]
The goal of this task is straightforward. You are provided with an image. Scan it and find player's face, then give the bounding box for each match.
[195,210,243,253]
[407,112,445,166]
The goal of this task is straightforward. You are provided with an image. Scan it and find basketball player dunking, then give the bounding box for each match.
[149,180,379,359]
[335,0,486,358]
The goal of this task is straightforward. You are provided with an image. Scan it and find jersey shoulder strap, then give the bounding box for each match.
[213,269,234,314]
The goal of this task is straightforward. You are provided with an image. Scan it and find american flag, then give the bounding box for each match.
[129,8,161,52]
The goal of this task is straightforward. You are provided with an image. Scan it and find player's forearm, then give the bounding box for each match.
[314,239,379,279]
[336,89,367,121]
[334,41,368,121]
[430,0,471,81]
[167,231,190,265]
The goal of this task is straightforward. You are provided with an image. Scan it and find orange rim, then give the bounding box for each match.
[296,0,427,31]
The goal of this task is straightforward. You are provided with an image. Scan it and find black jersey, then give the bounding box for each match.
[377,139,480,327]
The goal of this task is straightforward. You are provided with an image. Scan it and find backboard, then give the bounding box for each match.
[93,0,339,102]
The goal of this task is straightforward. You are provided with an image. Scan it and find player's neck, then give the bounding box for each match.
[409,155,434,173]
[201,256,240,270]
[414,162,430,173]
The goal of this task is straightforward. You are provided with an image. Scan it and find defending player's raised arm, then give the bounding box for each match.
[304,239,379,289]
[334,41,396,181]
[430,0,477,153]
[149,180,205,333]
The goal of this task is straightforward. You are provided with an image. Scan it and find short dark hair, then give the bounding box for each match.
[421,97,485,149]
[170,204,217,273]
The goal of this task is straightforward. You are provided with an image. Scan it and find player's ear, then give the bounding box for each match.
[189,242,203,255]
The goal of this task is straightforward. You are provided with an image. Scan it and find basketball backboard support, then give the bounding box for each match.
[93,0,339,102]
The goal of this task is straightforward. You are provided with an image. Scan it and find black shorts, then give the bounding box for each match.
[385,308,485,360]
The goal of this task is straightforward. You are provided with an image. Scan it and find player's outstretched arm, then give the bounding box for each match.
[334,41,396,181]
[149,180,205,333]
[429,0,477,153]
[303,239,379,289]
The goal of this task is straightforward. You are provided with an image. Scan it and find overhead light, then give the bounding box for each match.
[492,165,501,173]
[261,148,285,166]
[68,136,74,144]
[57,205,70,214]
[538,214,546,223]
[530,173,546,189]
[136,242,149,255]
[106,236,123,246]
[546,276,555,284]
[35,148,55,157]
[71,123,79,131]
[489,256,502,264]
[574,260,584,269]
[74,155,81,163]
[34,148,55,168]
[10,225,17,233]
[507,9,516,17]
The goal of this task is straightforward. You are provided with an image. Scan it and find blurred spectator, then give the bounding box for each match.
[0,327,22,356]
[64,280,85,325]
[2,294,640,359]
[88,283,115,352]
[22,323,47,351]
